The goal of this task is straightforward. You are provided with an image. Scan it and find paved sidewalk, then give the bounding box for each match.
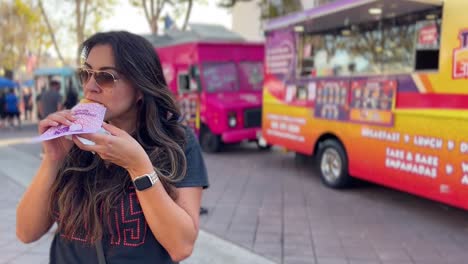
[198,144,468,264]
[3,126,468,264]
[0,143,276,264]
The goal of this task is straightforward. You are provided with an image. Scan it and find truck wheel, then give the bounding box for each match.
[257,144,271,151]
[318,139,352,188]
[200,127,221,153]
[256,140,271,151]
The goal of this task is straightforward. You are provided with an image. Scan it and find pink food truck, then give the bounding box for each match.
[155,41,267,152]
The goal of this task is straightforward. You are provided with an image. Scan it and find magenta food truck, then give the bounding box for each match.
[151,36,266,152]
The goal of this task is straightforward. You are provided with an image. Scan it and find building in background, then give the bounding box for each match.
[231,0,335,41]
[232,1,264,41]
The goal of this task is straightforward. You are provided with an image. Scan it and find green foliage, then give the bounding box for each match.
[38,0,118,65]
[259,0,302,19]
[0,0,48,72]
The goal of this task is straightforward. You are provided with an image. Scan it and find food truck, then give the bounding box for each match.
[149,27,266,152]
[261,0,468,210]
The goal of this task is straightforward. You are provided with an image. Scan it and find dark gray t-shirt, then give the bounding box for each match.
[49,128,209,264]
[41,89,62,117]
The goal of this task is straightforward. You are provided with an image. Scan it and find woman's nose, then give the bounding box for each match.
[84,74,101,93]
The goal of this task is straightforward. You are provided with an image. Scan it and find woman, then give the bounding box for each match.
[16,31,209,264]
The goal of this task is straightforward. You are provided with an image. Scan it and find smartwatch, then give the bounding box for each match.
[133,171,159,191]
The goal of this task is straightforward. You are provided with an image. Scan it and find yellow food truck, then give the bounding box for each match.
[262,0,468,210]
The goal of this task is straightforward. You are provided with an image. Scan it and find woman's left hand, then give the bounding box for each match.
[72,123,151,176]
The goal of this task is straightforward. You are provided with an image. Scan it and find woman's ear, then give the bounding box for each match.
[136,91,143,104]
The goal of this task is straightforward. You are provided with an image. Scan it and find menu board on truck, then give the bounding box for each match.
[178,93,200,131]
[349,80,396,126]
[314,80,349,121]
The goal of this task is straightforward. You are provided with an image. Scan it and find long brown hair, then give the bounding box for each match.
[49,31,187,243]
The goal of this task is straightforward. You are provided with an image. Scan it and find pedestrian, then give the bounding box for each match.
[35,85,44,120]
[16,31,209,264]
[63,79,78,109]
[23,88,33,121]
[0,90,6,128]
[40,80,63,118]
[37,82,63,158]
[5,88,21,128]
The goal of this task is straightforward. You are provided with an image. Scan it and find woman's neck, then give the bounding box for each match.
[108,109,138,134]
[108,119,136,134]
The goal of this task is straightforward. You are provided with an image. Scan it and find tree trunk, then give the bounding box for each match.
[151,17,158,34]
[142,0,151,27]
[142,0,158,34]
[14,42,27,71]
[75,0,90,66]
[37,35,43,68]
[150,0,157,33]
[182,0,193,31]
[153,0,166,34]
[38,0,66,66]
[76,0,82,66]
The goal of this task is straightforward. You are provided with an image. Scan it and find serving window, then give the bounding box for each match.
[296,6,442,78]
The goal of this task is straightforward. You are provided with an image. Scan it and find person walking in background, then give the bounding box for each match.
[0,90,6,128]
[5,88,21,128]
[63,79,78,109]
[22,88,33,121]
[16,31,209,264]
[37,81,63,158]
[40,80,63,118]
[35,86,44,120]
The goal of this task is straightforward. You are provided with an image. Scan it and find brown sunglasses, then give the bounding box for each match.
[78,68,120,88]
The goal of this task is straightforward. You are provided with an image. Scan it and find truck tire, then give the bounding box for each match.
[317,139,352,188]
[200,126,221,153]
[257,144,271,151]
[256,140,271,151]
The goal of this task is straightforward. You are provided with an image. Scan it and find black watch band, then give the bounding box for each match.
[133,171,159,191]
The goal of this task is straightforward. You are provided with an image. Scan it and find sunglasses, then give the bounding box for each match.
[78,68,120,88]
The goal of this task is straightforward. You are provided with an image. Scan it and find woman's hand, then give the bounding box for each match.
[72,123,152,177]
[38,110,76,161]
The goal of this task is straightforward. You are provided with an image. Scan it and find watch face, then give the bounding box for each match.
[134,176,152,190]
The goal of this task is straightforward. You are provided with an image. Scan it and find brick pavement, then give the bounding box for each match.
[199,144,468,264]
[2,126,468,264]
[0,128,276,264]
[0,171,51,264]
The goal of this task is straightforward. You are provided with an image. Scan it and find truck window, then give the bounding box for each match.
[239,62,264,91]
[296,6,442,77]
[298,27,381,77]
[202,62,239,93]
[383,9,441,73]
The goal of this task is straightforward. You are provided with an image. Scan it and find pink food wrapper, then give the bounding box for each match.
[32,103,106,142]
